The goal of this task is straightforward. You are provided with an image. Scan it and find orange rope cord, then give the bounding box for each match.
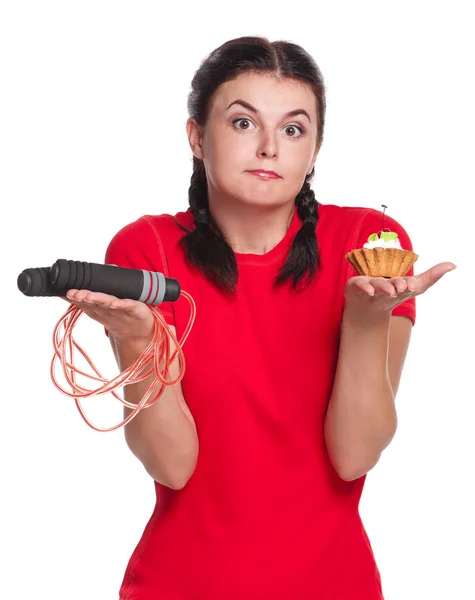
[50,290,196,432]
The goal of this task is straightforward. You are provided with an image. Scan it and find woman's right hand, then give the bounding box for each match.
[62,289,156,344]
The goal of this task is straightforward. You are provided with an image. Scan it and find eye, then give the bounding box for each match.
[232,118,256,131]
[232,118,304,138]
[284,125,303,138]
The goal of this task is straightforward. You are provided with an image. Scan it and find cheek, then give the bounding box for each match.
[285,145,315,181]
[292,139,314,163]
[210,139,249,176]
[204,145,244,190]
[206,130,241,163]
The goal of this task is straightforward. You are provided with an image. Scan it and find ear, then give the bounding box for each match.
[307,144,321,176]
[186,117,204,160]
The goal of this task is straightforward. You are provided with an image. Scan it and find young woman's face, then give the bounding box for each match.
[188,72,320,210]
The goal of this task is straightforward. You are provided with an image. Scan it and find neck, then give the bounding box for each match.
[208,197,295,255]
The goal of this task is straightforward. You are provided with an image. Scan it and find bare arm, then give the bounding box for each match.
[324,311,411,482]
[110,326,199,490]
[324,259,455,482]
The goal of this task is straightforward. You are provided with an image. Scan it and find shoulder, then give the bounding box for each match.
[317,202,411,240]
[143,209,195,238]
[104,208,194,269]
[107,209,194,246]
[317,201,376,226]
[316,202,376,245]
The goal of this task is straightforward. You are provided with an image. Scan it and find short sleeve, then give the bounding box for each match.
[103,216,176,337]
[346,209,416,326]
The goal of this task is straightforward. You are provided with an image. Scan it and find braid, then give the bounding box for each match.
[275,171,320,290]
[180,161,320,293]
[179,157,238,294]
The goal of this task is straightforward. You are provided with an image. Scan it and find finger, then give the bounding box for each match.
[60,289,80,304]
[72,290,118,305]
[84,292,121,308]
[416,262,457,292]
[405,277,417,293]
[69,289,91,303]
[91,294,144,317]
[370,278,398,297]
[67,290,143,320]
[109,298,140,312]
[353,278,375,296]
[390,277,409,294]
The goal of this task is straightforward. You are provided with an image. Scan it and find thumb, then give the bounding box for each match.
[417,262,457,291]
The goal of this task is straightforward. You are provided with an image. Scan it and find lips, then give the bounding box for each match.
[247,169,282,179]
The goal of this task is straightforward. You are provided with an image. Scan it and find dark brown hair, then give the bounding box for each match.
[180,36,326,294]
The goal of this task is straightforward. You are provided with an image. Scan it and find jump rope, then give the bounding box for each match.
[17,259,195,432]
[16,208,394,433]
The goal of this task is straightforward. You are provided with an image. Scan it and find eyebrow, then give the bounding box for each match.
[225,99,311,123]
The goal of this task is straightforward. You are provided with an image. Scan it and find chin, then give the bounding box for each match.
[213,178,290,210]
[236,196,289,211]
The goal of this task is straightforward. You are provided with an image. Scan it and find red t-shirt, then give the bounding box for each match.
[105,202,416,599]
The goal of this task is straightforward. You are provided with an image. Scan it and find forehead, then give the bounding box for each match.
[209,72,316,116]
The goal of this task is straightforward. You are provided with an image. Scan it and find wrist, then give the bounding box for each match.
[342,302,392,330]
[110,332,155,371]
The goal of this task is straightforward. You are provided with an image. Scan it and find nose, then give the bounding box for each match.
[257,131,278,159]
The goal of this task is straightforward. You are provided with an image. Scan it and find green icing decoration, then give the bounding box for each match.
[381,231,398,241]
[367,233,379,242]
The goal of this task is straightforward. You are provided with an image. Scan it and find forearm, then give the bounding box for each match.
[324,307,397,481]
[110,334,198,489]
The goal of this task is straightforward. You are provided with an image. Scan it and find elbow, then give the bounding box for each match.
[149,446,199,491]
[336,457,381,482]
[327,443,385,482]
[148,464,195,490]
[333,436,395,481]
[326,422,397,482]
[162,466,196,490]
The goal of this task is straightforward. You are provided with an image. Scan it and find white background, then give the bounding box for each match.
[1,1,473,599]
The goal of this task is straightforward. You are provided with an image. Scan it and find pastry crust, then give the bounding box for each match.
[346,248,418,278]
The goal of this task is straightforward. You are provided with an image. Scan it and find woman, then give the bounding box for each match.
[65,36,455,599]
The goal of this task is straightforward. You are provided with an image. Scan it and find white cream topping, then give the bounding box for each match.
[363,238,403,250]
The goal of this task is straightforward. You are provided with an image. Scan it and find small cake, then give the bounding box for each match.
[346,230,418,278]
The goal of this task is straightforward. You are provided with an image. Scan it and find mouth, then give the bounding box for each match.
[246,169,282,180]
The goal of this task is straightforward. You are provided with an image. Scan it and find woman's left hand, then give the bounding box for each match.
[344,261,456,317]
